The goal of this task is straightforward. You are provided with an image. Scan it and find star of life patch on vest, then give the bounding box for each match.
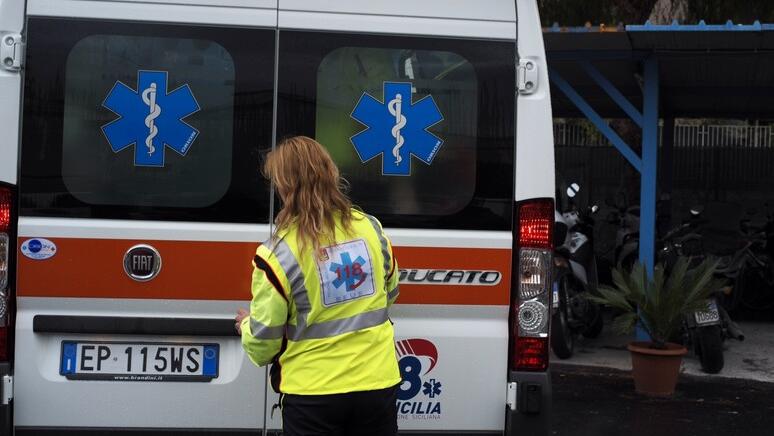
[317,239,376,307]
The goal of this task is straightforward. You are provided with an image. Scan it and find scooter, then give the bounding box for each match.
[608,194,677,271]
[550,183,604,359]
[607,198,640,271]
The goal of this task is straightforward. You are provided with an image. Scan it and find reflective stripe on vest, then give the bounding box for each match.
[286,307,389,341]
[270,236,389,341]
[365,214,392,280]
[387,285,399,302]
[250,318,285,340]
[271,238,312,314]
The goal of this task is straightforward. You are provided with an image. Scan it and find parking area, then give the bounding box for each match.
[552,319,774,382]
[547,18,774,394]
[551,363,774,436]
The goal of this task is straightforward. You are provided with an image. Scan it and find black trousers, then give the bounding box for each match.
[281,385,399,436]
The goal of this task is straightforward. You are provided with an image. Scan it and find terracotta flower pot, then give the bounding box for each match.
[627,341,687,397]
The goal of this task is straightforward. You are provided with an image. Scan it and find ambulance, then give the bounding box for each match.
[0,0,555,434]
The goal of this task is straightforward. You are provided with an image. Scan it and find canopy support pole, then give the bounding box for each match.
[549,55,660,341]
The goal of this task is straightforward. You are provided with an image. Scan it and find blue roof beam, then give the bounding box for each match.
[548,69,643,172]
[579,60,643,128]
[627,19,763,32]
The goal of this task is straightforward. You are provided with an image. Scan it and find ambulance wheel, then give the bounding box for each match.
[551,279,574,359]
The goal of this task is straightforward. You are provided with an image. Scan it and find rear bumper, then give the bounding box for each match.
[15,429,257,435]
[505,370,551,436]
[13,371,551,436]
[19,429,503,435]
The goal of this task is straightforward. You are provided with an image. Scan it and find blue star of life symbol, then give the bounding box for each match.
[329,251,368,291]
[101,70,200,167]
[422,378,442,398]
[350,82,444,176]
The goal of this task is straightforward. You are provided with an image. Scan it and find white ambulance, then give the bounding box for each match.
[0,0,555,434]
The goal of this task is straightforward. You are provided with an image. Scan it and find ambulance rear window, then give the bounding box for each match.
[276,31,515,230]
[62,34,234,208]
[20,18,274,223]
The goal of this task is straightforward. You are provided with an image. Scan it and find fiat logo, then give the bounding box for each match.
[123,244,162,282]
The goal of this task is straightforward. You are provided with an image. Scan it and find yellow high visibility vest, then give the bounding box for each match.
[240,209,401,395]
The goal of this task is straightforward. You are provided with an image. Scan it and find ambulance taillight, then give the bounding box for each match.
[511,199,553,371]
[0,186,13,362]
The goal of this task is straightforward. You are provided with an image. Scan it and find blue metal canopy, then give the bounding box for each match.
[545,21,774,119]
[544,21,774,339]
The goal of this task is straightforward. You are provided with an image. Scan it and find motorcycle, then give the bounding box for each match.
[653,208,745,374]
[723,205,774,313]
[605,198,743,374]
[550,182,604,359]
[608,193,676,271]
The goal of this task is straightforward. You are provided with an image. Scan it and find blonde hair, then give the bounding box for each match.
[263,136,354,252]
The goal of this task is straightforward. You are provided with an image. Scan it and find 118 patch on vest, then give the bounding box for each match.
[317,239,376,306]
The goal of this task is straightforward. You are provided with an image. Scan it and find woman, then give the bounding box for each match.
[235,136,401,436]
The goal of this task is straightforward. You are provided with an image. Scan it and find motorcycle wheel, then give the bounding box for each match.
[550,277,574,359]
[582,305,604,339]
[696,325,724,374]
[620,252,637,273]
[583,258,604,339]
[724,264,743,315]
[739,257,774,311]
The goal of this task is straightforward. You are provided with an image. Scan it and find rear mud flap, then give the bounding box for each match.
[0,362,10,434]
[505,371,551,436]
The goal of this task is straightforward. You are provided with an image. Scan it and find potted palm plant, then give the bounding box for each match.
[589,256,723,396]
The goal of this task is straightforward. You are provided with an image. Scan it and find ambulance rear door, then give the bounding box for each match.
[14,0,277,433]
[272,0,517,432]
[0,0,25,429]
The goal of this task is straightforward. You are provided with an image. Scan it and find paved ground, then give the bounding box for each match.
[551,321,774,382]
[550,319,774,435]
[551,364,774,436]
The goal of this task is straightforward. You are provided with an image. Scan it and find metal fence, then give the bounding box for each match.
[554,121,774,149]
[554,120,774,193]
[555,120,774,259]
[673,124,774,149]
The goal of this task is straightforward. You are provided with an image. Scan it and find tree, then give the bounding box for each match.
[538,0,659,26]
[649,0,689,24]
[539,0,774,26]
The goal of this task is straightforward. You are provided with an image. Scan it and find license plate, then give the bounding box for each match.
[60,341,219,382]
[694,300,721,326]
